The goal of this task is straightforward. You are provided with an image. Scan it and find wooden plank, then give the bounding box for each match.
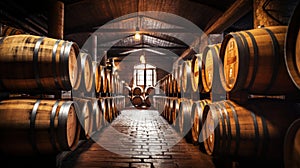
[204,0,252,34]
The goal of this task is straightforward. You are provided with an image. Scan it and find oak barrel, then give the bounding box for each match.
[0,35,79,92]
[181,60,193,96]
[74,98,93,140]
[132,86,143,96]
[202,43,224,93]
[99,98,108,126]
[191,53,204,93]
[1,25,25,36]
[285,2,300,90]
[220,26,298,94]
[74,53,93,96]
[93,62,101,94]
[178,98,193,141]
[91,99,102,132]
[202,99,300,162]
[191,99,211,148]
[99,65,107,93]
[284,118,300,168]
[0,99,80,155]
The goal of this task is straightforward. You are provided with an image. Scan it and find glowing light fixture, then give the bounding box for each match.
[140,54,146,64]
[134,26,141,41]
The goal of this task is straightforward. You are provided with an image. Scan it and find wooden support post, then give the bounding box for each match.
[253,0,299,28]
[91,34,98,62]
[48,0,64,39]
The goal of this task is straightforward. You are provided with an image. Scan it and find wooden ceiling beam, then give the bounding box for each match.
[204,0,253,34]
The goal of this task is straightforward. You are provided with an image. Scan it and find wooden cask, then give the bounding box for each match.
[191,53,204,93]
[170,98,181,128]
[178,98,193,141]
[181,60,193,96]
[202,99,300,163]
[99,65,107,94]
[284,118,300,168]
[202,44,224,93]
[99,98,108,126]
[93,62,101,94]
[75,98,93,140]
[91,99,102,132]
[285,2,300,90]
[0,99,80,155]
[73,53,93,97]
[1,25,25,36]
[0,35,79,92]
[220,26,298,95]
[132,86,143,96]
[131,95,143,107]
[191,99,211,148]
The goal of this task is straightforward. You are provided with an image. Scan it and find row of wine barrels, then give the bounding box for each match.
[0,34,79,92]
[219,26,298,95]
[284,118,300,168]
[0,99,81,155]
[153,95,167,114]
[285,2,300,90]
[201,99,300,163]
[1,25,26,36]
[130,94,153,108]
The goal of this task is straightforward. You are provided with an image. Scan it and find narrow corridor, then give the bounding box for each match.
[59,109,215,168]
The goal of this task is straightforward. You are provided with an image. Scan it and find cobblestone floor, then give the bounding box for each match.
[60,108,216,168]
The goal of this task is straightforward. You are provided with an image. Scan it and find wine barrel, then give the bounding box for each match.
[176,63,183,97]
[202,99,300,162]
[191,99,211,148]
[0,35,79,92]
[93,62,101,94]
[123,85,132,96]
[284,118,300,168]
[1,25,25,36]
[181,60,193,96]
[285,2,300,90]
[73,53,93,97]
[153,95,166,114]
[220,26,298,94]
[178,98,193,141]
[132,86,143,96]
[99,65,107,94]
[145,86,155,96]
[75,98,93,140]
[99,98,108,126]
[104,97,113,122]
[131,95,143,107]
[91,99,102,132]
[144,95,152,108]
[167,74,174,97]
[170,98,181,128]
[202,44,224,93]
[0,99,80,155]
[105,69,112,95]
[191,53,204,93]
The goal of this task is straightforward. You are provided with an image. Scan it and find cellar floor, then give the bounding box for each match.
[59,108,216,168]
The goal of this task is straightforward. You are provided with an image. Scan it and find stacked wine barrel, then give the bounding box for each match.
[154,4,300,167]
[128,85,155,108]
[0,34,125,157]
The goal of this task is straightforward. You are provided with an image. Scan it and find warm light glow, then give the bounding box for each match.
[140,55,146,64]
[134,32,141,40]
